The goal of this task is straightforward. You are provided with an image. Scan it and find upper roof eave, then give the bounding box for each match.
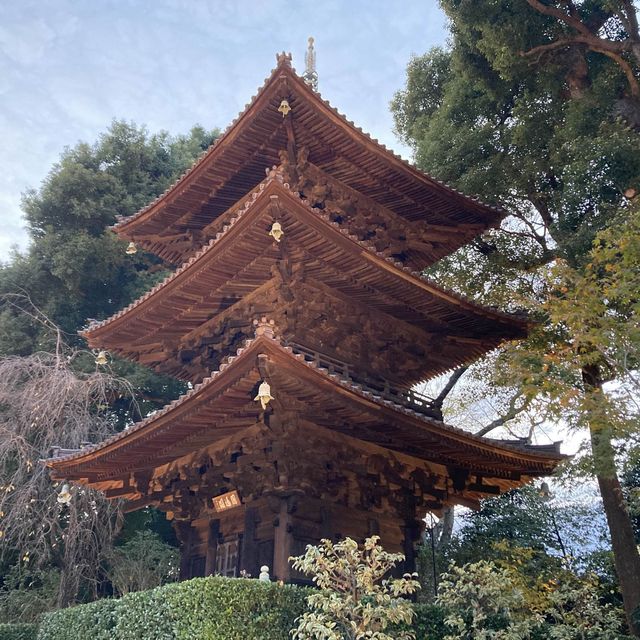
[82,176,529,348]
[111,54,506,246]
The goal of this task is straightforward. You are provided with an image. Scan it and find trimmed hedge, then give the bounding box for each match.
[36,576,446,640]
[37,576,311,640]
[0,624,38,640]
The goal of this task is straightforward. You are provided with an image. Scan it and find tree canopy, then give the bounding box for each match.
[392,0,640,633]
[0,121,218,611]
[0,121,218,416]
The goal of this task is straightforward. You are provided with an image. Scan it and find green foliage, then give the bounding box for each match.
[37,575,311,640]
[392,6,640,626]
[407,605,446,640]
[447,486,604,566]
[106,531,178,596]
[436,560,630,640]
[0,120,217,418]
[501,202,640,442]
[0,624,38,640]
[0,566,58,623]
[289,536,420,640]
[437,560,538,639]
[392,1,640,298]
[37,597,120,640]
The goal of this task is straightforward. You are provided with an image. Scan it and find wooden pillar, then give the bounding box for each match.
[273,498,292,581]
[320,506,332,539]
[402,519,423,574]
[205,519,220,576]
[240,507,259,577]
[175,522,193,580]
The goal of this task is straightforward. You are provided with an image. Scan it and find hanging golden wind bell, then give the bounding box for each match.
[254,381,274,410]
[268,221,284,242]
[57,484,72,505]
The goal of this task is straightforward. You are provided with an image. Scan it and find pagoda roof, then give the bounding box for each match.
[46,332,564,504]
[113,54,505,264]
[83,176,528,385]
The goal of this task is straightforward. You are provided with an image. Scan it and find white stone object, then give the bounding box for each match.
[259,565,270,582]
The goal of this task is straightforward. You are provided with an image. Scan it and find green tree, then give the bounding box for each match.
[436,559,629,640]
[289,536,420,640]
[0,120,217,419]
[107,531,178,596]
[392,1,640,633]
[0,121,218,613]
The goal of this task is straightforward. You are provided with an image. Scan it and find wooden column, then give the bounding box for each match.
[175,521,193,580]
[273,498,293,581]
[240,507,259,577]
[402,519,423,574]
[205,519,220,576]
[320,506,333,539]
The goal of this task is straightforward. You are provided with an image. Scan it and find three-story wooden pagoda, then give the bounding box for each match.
[46,52,563,581]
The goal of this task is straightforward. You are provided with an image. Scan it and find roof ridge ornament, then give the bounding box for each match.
[303,36,318,91]
[276,51,292,68]
[253,317,276,339]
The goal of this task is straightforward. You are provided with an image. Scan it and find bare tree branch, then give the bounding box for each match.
[475,391,532,437]
[526,0,593,35]
[432,366,469,419]
[523,0,640,97]
[0,348,134,606]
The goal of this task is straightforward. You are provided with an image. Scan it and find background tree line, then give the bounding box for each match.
[391,0,640,634]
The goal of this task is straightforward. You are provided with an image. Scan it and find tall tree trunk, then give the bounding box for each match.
[584,365,640,637]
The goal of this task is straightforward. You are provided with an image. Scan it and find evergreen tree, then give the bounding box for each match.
[392,1,640,633]
[0,121,218,416]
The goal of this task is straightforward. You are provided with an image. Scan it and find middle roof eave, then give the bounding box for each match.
[46,334,565,481]
[82,177,528,359]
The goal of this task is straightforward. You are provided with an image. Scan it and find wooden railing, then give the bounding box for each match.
[286,342,440,420]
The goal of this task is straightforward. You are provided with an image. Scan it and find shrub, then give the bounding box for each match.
[37,598,119,640]
[0,623,38,640]
[411,605,447,640]
[436,560,631,640]
[37,575,311,640]
[0,566,59,623]
[106,531,178,596]
[289,536,420,640]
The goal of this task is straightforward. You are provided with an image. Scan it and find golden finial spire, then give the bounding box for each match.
[303,36,318,91]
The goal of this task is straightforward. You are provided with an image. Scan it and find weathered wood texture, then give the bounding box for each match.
[47,53,566,576]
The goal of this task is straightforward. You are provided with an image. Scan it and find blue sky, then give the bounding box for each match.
[0,0,448,259]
